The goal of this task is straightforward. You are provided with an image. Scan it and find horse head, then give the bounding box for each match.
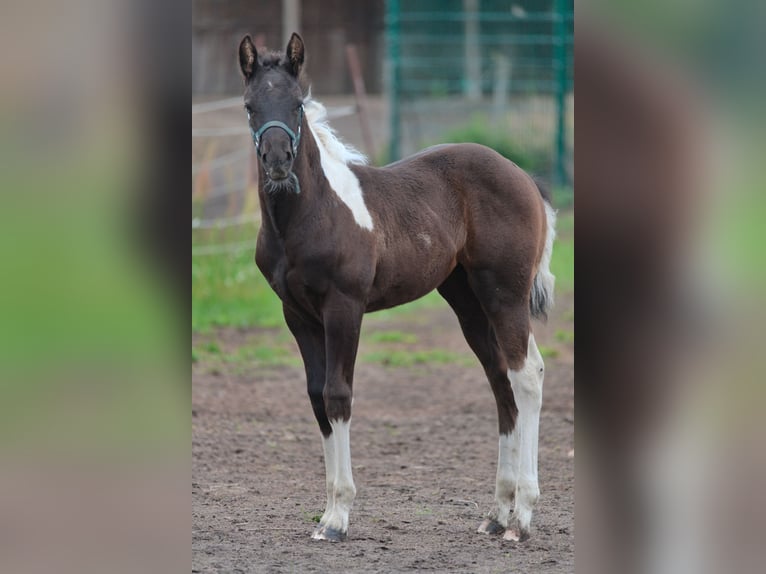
[239,33,305,183]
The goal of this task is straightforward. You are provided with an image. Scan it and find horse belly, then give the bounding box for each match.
[367,243,455,312]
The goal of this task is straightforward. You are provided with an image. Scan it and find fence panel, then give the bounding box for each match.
[386,0,573,188]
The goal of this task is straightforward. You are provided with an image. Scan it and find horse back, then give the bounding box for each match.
[353,143,547,311]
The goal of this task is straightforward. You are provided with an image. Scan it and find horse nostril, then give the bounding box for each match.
[285,150,293,161]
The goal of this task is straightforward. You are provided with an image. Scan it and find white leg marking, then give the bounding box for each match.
[479,422,521,534]
[507,334,544,538]
[494,432,520,527]
[318,434,336,527]
[312,418,356,538]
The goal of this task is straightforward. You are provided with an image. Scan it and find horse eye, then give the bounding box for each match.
[244,105,253,114]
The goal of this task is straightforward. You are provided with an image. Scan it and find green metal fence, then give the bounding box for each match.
[386,0,573,188]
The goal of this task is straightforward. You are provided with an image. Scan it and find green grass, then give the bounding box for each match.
[555,329,575,343]
[366,330,419,344]
[361,349,475,367]
[301,510,322,524]
[538,345,559,358]
[226,344,300,367]
[192,342,300,369]
[192,245,284,332]
[192,210,574,333]
[551,210,574,293]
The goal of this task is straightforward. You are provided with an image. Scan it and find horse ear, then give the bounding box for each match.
[285,33,305,77]
[239,35,258,81]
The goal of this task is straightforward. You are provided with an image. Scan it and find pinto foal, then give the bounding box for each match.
[239,33,556,543]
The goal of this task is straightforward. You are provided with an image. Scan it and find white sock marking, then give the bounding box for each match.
[495,432,519,527]
[317,419,356,534]
[319,434,336,527]
[304,99,374,231]
[508,334,544,533]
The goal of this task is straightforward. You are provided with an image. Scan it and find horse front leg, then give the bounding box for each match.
[282,307,335,536]
[311,291,364,542]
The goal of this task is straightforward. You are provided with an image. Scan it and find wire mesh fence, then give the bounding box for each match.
[191,96,364,256]
[386,0,573,188]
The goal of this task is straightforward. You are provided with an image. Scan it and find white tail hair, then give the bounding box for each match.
[530,199,556,320]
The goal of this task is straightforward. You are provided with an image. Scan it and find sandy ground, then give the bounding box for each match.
[192,295,573,573]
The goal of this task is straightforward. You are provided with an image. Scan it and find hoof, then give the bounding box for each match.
[502,526,530,542]
[311,525,347,542]
[477,518,506,535]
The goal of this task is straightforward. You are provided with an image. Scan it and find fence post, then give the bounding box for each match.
[282,0,301,46]
[492,53,510,126]
[463,0,481,101]
[386,0,401,163]
[553,0,568,187]
[346,44,376,160]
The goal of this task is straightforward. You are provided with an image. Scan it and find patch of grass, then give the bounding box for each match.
[552,186,574,209]
[193,340,299,372]
[551,210,574,294]
[204,341,221,354]
[192,238,284,332]
[301,510,322,524]
[192,209,573,333]
[539,345,559,359]
[361,348,474,367]
[382,421,400,436]
[226,344,300,367]
[555,329,574,344]
[367,330,419,344]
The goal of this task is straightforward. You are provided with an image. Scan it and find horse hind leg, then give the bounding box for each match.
[466,269,545,541]
[437,266,520,536]
[504,332,544,541]
[491,308,544,541]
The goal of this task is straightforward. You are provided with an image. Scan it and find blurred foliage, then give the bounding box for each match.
[441,116,553,175]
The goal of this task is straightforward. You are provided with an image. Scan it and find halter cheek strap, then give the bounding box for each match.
[248,104,304,157]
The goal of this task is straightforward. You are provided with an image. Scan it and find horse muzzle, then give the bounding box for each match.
[266,164,292,181]
[258,136,295,181]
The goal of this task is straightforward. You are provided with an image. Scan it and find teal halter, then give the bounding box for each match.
[248,104,304,157]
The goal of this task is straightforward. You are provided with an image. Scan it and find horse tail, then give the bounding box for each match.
[530,180,557,320]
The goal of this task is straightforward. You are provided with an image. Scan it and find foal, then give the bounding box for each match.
[239,33,556,543]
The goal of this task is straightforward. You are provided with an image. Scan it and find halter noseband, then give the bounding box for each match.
[248,104,304,157]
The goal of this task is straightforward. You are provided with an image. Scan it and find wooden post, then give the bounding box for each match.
[492,54,510,126]
[282,0,301,46]
[345,44,376,161]
[463,0,481,102]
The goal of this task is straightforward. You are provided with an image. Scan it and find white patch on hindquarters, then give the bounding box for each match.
[507,334,544,536]
[417,232,432,248]
[304,99,374,231]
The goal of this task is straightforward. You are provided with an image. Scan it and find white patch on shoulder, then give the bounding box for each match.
[304,99,374,231]
[417,232,432,248]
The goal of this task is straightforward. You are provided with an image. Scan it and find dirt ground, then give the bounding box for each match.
[192,297,574,573]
